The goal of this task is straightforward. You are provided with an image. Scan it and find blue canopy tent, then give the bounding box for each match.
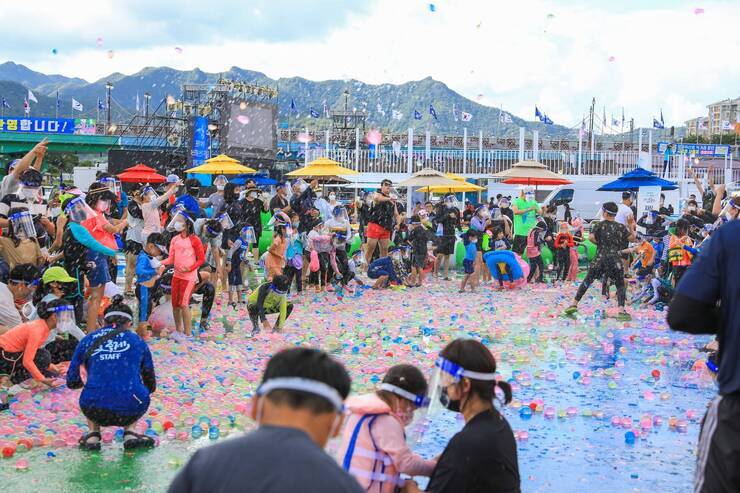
[228,174,278,186]
[597,167,678,191]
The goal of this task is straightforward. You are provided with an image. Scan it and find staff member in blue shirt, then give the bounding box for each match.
[67,295,156,451]
[667,218,740,492]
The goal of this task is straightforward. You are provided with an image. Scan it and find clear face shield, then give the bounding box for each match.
[64,196,95,223]
[476,206,490,220]
[213,175,228,191]
[425,356,498,418]
[332,230,347,248]
[293,179,308,195]
[100,177,121,198]
[333,207,349,223]
[444,195,459,211]
[217,212,234,230]
[389,249,403,262]
[10,211,36,239]
[53,304,77,333]
[141,186,158,202]
[351,251,365,268]
[166,209,192,232]
[240,226,257,245]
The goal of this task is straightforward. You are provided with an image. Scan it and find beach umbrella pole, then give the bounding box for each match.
[406,127,413,212]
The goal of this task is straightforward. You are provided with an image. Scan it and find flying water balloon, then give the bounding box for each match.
[428,4,436,12]
[693,7,704,15]
[96,37,104,47]
[608,56,616,62]
[366,129,382,145]
[106,50,114,59]
[236,115,250,125]
[51,49,58,55]
[296,132,312,144]
[174,47,183,54]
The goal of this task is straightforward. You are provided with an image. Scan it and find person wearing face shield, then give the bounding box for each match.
[82,182,126,331]
[169,347,361,493]
[264,214,290,281]
[511,187,541,256]
[226,225,259,308]
[270,182,292,215]
[161,209,205,337]
[0,140,47,205]
[246,274,294,334]
[0,208,45,271]
[0,298,73,388]
[403,338,518,493]
[338,364,436,492]
[203,175,228,216]
[367,246,409,290]
[139,180,180,245]
[0,168,54,249]
[0,264,40,335]
[240,184,270,261]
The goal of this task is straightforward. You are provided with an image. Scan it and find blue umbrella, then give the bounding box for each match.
[229,174,278,186]
[597,167,678,191]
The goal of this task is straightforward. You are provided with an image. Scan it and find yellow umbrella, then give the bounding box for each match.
[418,173,485,193]
[285,157,358,178]
[185,154,257,174]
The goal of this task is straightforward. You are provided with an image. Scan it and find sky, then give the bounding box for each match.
[1,0,738,129]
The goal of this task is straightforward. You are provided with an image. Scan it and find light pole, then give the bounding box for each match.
[105,81,113,133]
[144,92,151,121]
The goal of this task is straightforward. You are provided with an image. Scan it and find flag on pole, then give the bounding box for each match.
[97,98,105,110]
[698,120,707,129]
[461,111,473,122]
[309,107,320,118]
[290,98,297,113]
[27,89,38,103]
[602,107,606,126]
[579,118,586,138]
[23,99,29,115]
[542,115,554,125]
[612,116,620,127]
[535,106,543,119]
[414,109,422,120]
[429,104,438,120]
[2,97,10,109]
[621,107,625,125]
[499,112,512,123]
[652,118,664,129]
[392,109,403,120]
[660,109,664,126]
[72,98,83,111]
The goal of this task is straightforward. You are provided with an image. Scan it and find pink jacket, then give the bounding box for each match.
[337,394,436,493]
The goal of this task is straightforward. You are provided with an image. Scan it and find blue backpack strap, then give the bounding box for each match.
[366,415,385,490]
[342,414,374,471]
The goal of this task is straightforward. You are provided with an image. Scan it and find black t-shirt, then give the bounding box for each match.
[702,189,716,213]
[241,198,264,231]
[500,207,514,225]
[369,191,395,231]
[168,426,364,493]
[591,220,630,259]
[269,195,289,215]
[427,409,520,493]
[436,206,460,237]
[408,226,433,254]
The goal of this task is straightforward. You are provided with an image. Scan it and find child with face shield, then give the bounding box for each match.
[225,225,258,309]
[265,212,291,281]
[405,339,518,493]
[0,209,45,270]
[338,364,437,493]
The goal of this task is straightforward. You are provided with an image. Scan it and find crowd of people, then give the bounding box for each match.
[0,138,738,491]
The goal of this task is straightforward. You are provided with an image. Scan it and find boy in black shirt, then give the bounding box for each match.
[564,202,635,321]
[407,216,436,287]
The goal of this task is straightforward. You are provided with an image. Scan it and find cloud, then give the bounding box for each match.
[2,0,738,128]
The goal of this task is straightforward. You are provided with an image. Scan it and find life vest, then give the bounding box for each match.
[667,235,692,266]
[339,394,404,493]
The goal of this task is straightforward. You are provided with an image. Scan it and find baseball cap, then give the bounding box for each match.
[42,266,77,284]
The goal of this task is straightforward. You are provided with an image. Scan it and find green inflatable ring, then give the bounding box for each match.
[582,239,597,260]
[540,245,553,266]
[348,235,362,256]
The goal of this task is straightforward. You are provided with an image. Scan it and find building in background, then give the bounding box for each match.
[706,97,739,135]
[684,116,709,138]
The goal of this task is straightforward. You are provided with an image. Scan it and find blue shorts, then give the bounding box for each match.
[367,266,391,280]
[86,250,111,288]
[463,259,475,274]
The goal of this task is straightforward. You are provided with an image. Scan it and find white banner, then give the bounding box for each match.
[637,185,661,233]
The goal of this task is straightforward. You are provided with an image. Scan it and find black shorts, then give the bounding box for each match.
[125,240,143,255]
[437,236,455,255]
[411,253,426,269]
[81,406,145,427]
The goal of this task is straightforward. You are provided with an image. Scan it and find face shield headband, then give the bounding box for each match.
[256,377,345,413]
[379,383,429,408]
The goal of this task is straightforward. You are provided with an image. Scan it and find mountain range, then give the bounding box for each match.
[0,61,577,138]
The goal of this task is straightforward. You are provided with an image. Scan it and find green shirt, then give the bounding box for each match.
[513,197,540,237]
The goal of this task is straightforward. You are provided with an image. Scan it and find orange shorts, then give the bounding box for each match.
[366,222,391,241]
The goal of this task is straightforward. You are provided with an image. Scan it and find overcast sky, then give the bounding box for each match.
[1,0,738,128]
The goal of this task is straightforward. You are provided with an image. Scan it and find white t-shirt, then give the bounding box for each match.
[615,203,633,227]
[0,282,22,333]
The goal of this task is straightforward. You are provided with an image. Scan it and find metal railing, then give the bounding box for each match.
[303,147,738,184]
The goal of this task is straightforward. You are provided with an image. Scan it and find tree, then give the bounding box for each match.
[42,152,80,175]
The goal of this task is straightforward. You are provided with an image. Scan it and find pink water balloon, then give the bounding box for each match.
[366,129,382,145]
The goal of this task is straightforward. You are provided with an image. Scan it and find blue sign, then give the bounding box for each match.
[191,116,210,165]
[657,142,730,157]
[0,117,76,134]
